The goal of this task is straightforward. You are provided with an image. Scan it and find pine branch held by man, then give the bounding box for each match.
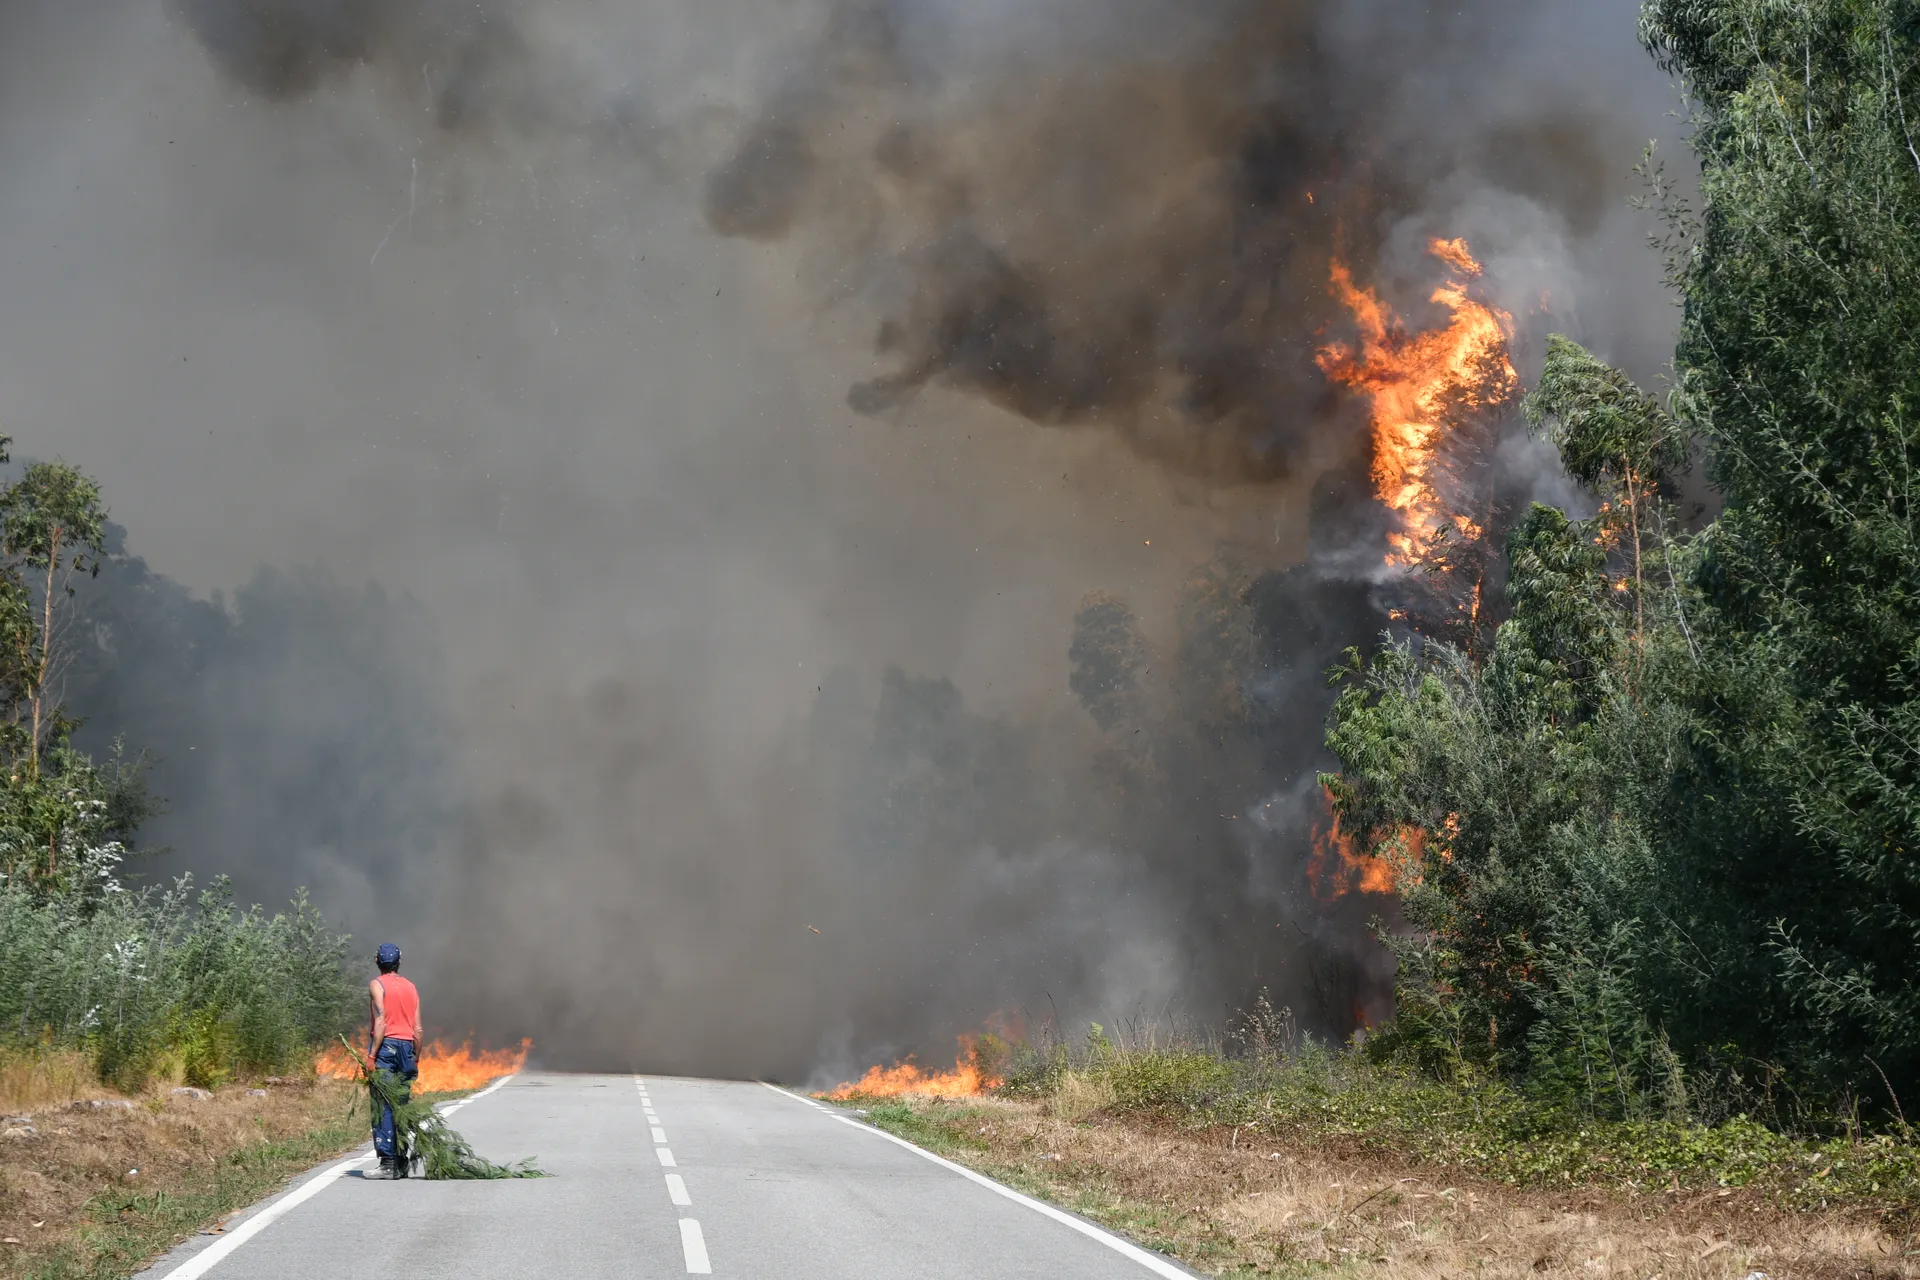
[347,942,543,1181]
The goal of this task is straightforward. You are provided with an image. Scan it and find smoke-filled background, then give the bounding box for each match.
[0,0,1682,1080]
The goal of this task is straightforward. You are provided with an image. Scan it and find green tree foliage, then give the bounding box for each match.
[1328,0,1920,1118]
[1641,0,1920,1103]
[0,457,107,778]
[0,445,143,898]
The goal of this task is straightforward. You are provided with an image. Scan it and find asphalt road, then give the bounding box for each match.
[135,1073,1195,1279]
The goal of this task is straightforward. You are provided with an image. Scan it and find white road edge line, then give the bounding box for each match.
[679,1219,712,1274]
[757,1081,1196,1280]
[665,1173,692,1207]
[149,1072,518,1280]
[441,1071,516,1116]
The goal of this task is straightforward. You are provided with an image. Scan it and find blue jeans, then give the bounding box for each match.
[370,1038,419,1159]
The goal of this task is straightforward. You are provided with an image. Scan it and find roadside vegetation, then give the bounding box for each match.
[0,437,359,1094]
[0,441,363,1277]
[0,882,356,1094]
[987,1021,1920,1219]
[2,1077,365,1280]
[835,1022,1920,1276]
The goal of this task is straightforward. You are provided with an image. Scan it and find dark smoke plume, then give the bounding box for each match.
[171,0,666,159]
[705,0,1668,485]
[6,0,1679,1080]
[177,0,536,126]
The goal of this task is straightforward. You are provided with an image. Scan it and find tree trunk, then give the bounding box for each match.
[28,523,61,781]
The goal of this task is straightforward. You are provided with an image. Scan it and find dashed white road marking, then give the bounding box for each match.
[679,1219,712,1274]
[758,1081,1195,1279]
[639,1078,710,1274]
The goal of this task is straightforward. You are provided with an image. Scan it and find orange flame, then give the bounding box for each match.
[823,1035,1000,1101]
[1316,237,1518,567]
[1307,787,1398,902]
[315,1037,531,1092]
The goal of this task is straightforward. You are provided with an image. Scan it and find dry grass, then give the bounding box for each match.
[0,1052,98,1115]
[864,1094,1920,1279]
[0,1076,363,1279]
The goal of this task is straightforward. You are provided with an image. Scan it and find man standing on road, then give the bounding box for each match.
[365,942,422,1180]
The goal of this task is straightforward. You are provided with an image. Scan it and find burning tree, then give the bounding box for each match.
[1316,238,1521,657]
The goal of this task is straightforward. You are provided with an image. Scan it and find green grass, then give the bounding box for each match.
[846,1039,1920,1223]
[1002,1043,1920,1218]
[827,1044,1920,1277]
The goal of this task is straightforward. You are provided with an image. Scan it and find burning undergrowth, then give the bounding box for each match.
[824,1034,1007,1101]
[314,1037,531,1092]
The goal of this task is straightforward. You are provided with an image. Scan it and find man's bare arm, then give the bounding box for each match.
[368,978,387,1057]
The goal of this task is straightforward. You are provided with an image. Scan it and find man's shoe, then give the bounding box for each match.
[365,1158,399,1180]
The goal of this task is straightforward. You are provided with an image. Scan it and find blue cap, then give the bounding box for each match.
[376,943,402,966]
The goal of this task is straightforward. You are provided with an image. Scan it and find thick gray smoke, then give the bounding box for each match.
[0,0,1679,1080]
[64,530,451,932]
[705,0,1680,484]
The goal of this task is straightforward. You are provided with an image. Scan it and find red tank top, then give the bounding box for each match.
[377,973,420,1042]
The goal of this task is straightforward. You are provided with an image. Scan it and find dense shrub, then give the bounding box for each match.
[0,877,358,1090]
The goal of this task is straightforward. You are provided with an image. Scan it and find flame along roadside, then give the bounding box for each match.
[314,1036,531,1092]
